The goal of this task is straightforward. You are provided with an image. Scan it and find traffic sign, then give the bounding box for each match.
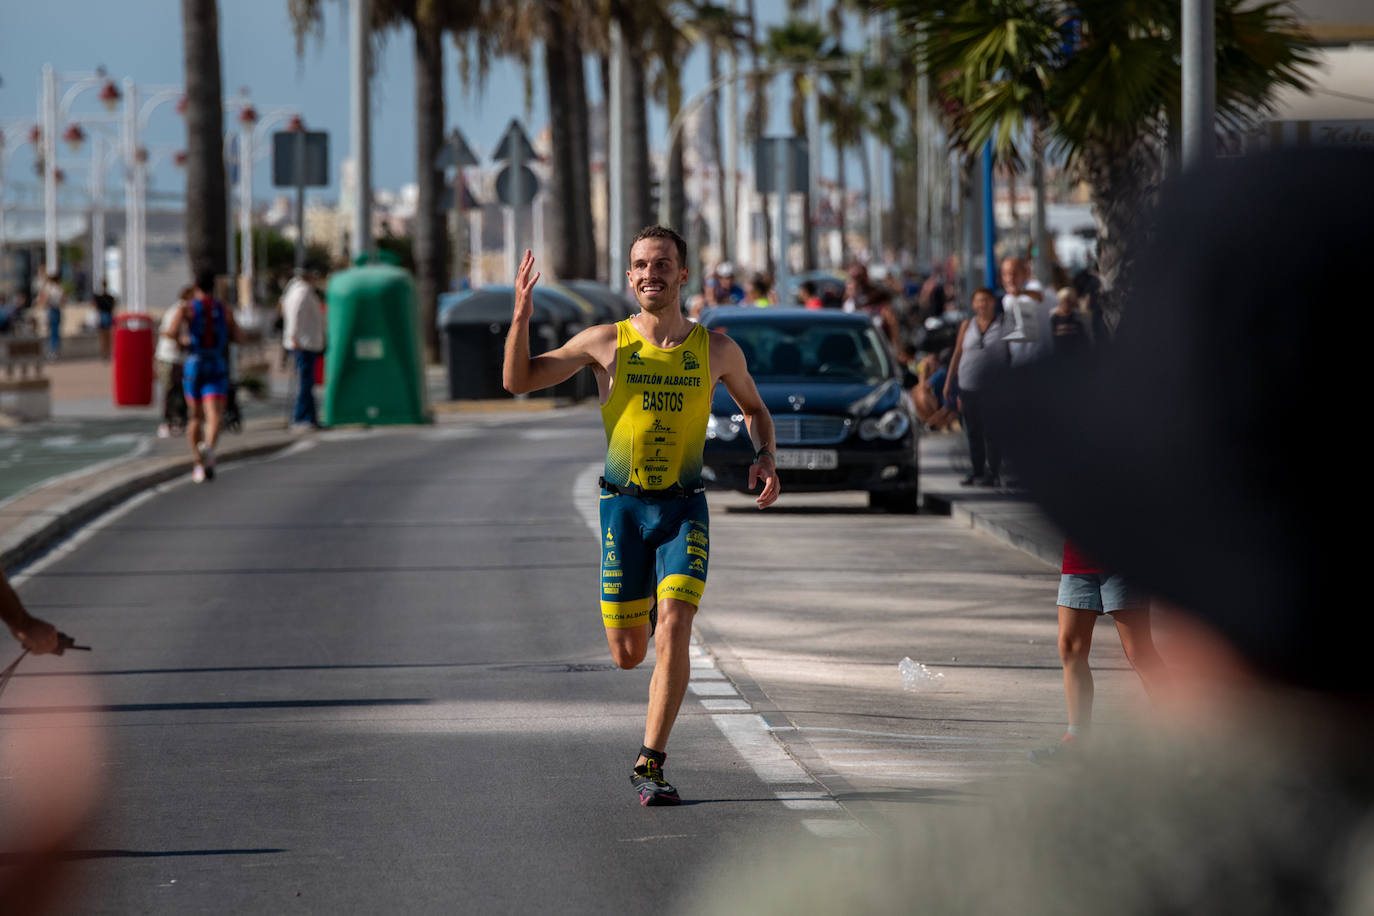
[754,137,808,194]
[495,164,540,207]
[436,128,479,170]
[492,119,537,163]
[272,131,329,187]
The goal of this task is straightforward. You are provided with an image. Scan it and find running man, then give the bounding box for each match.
[163,269,242,483]
[502,226,780,805]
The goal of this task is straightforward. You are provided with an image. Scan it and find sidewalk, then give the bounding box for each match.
[918,431,1062,569]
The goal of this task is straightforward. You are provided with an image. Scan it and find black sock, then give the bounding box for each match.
[638,745,666,768]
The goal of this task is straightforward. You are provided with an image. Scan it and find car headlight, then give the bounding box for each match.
[707,413,744,441]
[859,408,910,441]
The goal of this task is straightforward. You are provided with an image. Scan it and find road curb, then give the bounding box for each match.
[1,435,296,573]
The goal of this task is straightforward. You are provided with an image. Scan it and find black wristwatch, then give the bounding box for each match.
[754,447,774,463]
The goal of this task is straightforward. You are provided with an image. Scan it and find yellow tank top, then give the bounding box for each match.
[601,319,713,490]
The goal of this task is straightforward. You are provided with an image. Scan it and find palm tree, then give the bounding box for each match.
[890,0,1316,325]
[181,0,227,277]
[692,3,750,265]
[290,0,492,363]
[763,18,831,271]
[742,0,771,275]
[485,0,601,280]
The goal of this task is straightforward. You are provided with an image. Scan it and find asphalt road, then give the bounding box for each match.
[2,408,1150,913]
[0,409,851,913]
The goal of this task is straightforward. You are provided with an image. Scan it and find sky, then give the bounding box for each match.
[1,0,815,212]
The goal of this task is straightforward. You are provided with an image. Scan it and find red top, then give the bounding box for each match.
[1061,539,1102,574]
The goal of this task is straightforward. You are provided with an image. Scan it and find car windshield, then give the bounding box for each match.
[721,321,892,383]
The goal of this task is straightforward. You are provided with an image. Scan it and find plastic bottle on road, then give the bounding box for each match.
[898,656,945,691]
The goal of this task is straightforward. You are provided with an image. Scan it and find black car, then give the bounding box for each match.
[699,307,919,512]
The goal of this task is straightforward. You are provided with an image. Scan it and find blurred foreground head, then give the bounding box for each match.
[988,148,1371,698]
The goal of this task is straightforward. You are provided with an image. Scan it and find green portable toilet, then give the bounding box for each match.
[322,264,430,426]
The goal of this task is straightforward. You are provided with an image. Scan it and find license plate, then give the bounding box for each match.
[774,448,839,470]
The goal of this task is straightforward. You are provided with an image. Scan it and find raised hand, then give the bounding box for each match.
[513,250,541,322]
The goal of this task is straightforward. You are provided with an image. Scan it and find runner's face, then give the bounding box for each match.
[627,238,687,314]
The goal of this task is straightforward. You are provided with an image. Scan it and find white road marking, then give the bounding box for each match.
[775,791,844,812]
[710,714,811,784]
[687,681,740,697]
[802,819,869,839]
[698,699,751,711]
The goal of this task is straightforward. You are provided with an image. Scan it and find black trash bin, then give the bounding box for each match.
[437,289,559,400]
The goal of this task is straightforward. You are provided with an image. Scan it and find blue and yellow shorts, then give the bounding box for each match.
[599,489,709,628]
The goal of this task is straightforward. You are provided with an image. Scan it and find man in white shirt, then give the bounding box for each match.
[280,272,325,428]
[1000,257,1048,367]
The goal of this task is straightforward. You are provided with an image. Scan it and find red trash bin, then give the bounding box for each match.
[112,312,155,406]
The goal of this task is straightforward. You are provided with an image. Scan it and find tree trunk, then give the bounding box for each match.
[1082,137,1160,333]
[567,46,596,278]
[624,51,653,235]
[668,81,686,235]
[746,0,771,277]
[543,1,579,279]
[707,51,726,265]
[414,21,446,364]
[181,0,227,277]
[835,134,848,266]
[598,53,611,281]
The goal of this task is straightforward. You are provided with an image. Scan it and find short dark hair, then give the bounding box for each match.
[629,225,687,267]
[194,267,216,296]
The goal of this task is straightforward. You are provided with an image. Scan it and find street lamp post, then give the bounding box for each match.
[43,65,122,278]
[0,122,39,270]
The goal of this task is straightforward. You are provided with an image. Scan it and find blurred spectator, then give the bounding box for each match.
[281,271,325,429]
[711,263,744,304]
[1000,256,1047,367]
[92,283,116,361]
[799,279,823,310]
[747,273,775,307]
[36,273,64,360]
[1029,538,1168,764]
[945,287,1009,487]
[0,292,12,335]
[1050,287,1092,358]
[864,287,901,352]
[155,287,192,438]
[1073,262,1107,340]
[686,147,1374,916]
[912,347,958,432]
[842,263,871,314]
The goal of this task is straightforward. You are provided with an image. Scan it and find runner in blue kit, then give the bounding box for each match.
[503,227,780,805]
[164,269,243,484]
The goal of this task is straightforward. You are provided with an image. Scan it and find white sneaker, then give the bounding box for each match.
[157,423,171,439]
[191,464,206,484]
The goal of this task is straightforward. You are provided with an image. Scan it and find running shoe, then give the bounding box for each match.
[630,759,681,806]
[191,464,207,484]
[199,444,216,481]
[1028,734,1076,766]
